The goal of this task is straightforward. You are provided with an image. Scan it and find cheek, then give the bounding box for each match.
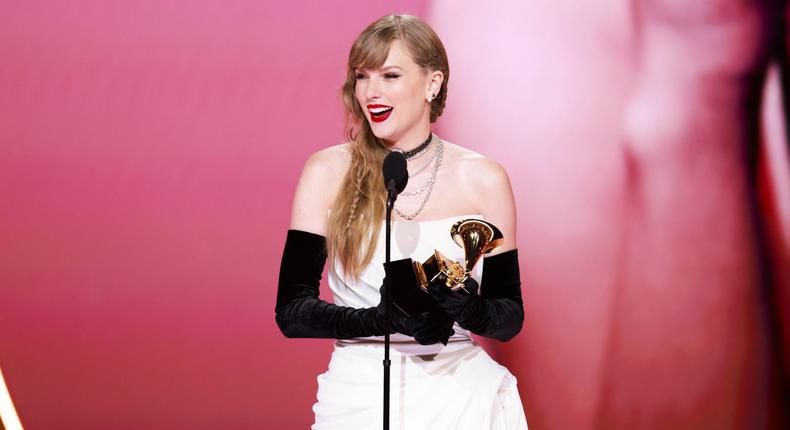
[390,83,419,107]
[354,86,366,111]
[403,85,425,111]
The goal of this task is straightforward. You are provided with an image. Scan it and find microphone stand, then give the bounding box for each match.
[381,149,406,430]
[383,183,396,430]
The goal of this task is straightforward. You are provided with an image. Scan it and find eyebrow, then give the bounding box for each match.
[355,65,405,72]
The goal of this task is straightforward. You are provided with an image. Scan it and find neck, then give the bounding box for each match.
[383,125,432,152]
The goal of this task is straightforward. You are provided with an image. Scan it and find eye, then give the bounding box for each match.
[355,73,367,80]
[384,73,400,79]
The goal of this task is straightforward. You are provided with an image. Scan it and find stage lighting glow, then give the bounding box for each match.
[0,367,23,430]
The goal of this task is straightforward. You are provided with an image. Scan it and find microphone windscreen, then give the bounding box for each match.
[382,151,408,194]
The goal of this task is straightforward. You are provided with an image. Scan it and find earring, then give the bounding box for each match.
[427,92,435,102]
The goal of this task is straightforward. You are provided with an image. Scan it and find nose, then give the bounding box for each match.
[364,76,381,100]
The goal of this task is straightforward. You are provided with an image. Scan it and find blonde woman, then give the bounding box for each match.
[276,13,528,429]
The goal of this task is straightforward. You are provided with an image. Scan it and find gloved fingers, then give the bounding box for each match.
[412,326,454,345]
[460,277,479,295]
[409,313,438,344]
[428,281,473,312]
[407,311,436,328]
[427,278,451,301]
[377,283,414,325]
[413,332,441,345]
[390,304,411,320]
[389,309,416,335]
[427,275,480,299]
[406,311,456,345]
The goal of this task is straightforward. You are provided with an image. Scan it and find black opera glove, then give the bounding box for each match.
[275,229,453,343]
[426,249,524,342]
[275,229,391,339]
[379,282,454,345]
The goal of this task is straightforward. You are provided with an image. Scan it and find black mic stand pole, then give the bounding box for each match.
[383,184,396,430]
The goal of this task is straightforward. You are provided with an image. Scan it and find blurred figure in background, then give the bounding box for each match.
[432,0,789,428]
[601,1,789,428]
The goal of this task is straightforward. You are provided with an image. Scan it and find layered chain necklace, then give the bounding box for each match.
[407,150,435,178]
[393,133,444,221]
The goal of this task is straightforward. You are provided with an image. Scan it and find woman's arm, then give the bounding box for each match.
[276,147,389,338]
[288,147,346,236]
[467,157,517,255]
[427,157,524,341]
[275,228,392,339]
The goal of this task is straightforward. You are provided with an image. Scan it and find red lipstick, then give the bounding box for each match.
[367,104,393,123]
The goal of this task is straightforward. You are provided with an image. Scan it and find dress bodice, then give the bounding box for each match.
[328,214,485,344]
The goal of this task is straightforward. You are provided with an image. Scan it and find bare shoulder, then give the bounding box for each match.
[289,143,351,235]
[303,143,351,179]
[442,140,511,195]
[443,140,517,252]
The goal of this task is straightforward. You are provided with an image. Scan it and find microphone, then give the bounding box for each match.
[382,151,408,195]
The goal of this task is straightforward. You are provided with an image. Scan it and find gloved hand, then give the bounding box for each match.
[402,311,455,345]
[426,276,480,325]
[426,249,524,342]
[378,282,454,345]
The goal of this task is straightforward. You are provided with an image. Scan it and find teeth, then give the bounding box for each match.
[370,107,393,114]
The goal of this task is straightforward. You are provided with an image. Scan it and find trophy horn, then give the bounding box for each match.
[409,218,506,294]
[450,219,504,275]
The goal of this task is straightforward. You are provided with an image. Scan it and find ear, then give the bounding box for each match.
[426,70,444,100]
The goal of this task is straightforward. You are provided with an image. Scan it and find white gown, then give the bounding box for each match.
[312,214,529,429]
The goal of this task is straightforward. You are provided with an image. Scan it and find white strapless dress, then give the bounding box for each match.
[312,215,528,429]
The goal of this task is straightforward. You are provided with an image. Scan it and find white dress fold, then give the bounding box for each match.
[312,215,528,430]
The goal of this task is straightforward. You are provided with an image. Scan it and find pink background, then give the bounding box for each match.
[1,1,789,429]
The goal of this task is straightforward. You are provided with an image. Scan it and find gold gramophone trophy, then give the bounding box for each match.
[385,219,504,317]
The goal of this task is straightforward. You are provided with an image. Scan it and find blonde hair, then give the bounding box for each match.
[326,13,450,279]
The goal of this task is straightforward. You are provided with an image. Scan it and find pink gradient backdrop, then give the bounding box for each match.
[1,1,789,429]
[0,1,425,428]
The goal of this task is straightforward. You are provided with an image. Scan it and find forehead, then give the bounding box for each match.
[357,40,419,71]
[383,40,414,66]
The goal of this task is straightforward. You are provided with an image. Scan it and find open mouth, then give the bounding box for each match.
[369,106,393,123]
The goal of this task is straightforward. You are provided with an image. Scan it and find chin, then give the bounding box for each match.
[370,124,397,141]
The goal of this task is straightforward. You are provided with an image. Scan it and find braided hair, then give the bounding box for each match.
[326,14,449,280]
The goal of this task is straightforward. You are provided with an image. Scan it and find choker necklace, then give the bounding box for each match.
[399,132,433,160]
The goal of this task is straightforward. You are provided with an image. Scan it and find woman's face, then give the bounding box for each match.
[354,40,436,144]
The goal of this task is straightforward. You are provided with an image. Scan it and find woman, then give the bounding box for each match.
[276,13,528,429]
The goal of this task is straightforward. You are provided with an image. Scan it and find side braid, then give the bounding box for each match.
[344,162,365,230]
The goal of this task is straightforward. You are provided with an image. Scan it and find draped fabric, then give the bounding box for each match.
[313,215,528,429]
